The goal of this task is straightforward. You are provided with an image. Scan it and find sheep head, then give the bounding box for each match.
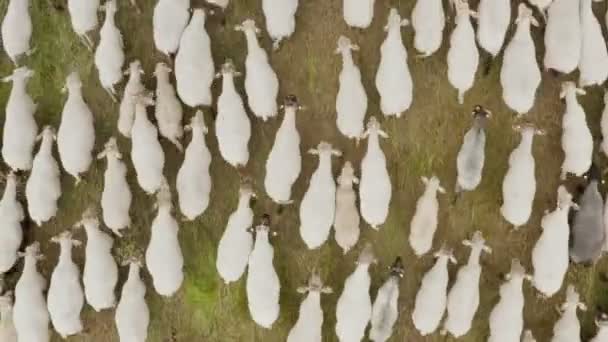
[235,19,259,34]
[389,256,405,278]
[336,35,358,54]
[421,175,446,194]
[357,243,376,266]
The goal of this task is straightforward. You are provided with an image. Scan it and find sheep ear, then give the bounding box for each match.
[400,19,409,26]
[483,246,492,254]
[332,149,342,157]
[378,130,389,138]
[462,239,472,247]
[214,72,222,79]
[308,148,319,155]
[438,185,446,194]
[530,17,539,27]
[16,251,25,258]
[352,176,360,184]
[559,88,567,99]
[296,286,308,294]
[96,150,107,160]
[35,132,43,142]
[351,44,360,51]
[449,256,457,264]
[469,10,479,19]
[579,303,588,311]
[72,240,83,247]
[123,68,131,76]
[576,88,587,96]
[572,203,580,211]
[184,124,192,132]
[234,24,243,32]
[383,24,389,32]
[1,75,12,83]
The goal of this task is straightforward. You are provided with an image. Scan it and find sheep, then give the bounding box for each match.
[601,91,608,158]
[175,8,214,108]
[152,0,190,57]
[216,184,255,284]
[25,126,61,227]
[476,0,511,59]
[369,257,405,342]
[145,178,184,297]
[154,62,184,151]
[579,0,608,87]
[176,110,211,221]
[343,0,375,28]
[559,82,592,180]
[455,106,491,195]
[13,243,49,342]
[375,9,412,118]
[591,313,608,342]
[262,0,298,49]
[335,35,367,140]
[0,172,24,274]
[1,0,33,66]
[500,4,541,116]
[334,161,361,254]
[550,285,585,342]
[488,259,531,342]
[523,330,537,342]
[1,67,37,171]
[447,0,479,104]
[299,142,341,249]
[532,186,577,297]
[115,259,149,342]
[529,0,553,21]
[0,290,17,342]
[57,71,95,184]
[544,0,580,74]
[411,246,456,336]
[411,0,445,57]
[236,19,279,121]
[442,231,492,338]
[359,116,392,229]
[335,243,375,342]
[94,0,125,102]
[246,214,280,329]
[286,271,332,342]
[47,231,84,339]
[118,60,145,138]
[73,207,118,312]
[409,175,446,256]
[264,95,303,205]
[66,0,99,50]
[131,92,166,195]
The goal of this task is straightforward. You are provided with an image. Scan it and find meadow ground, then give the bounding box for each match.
[1,0,608,341]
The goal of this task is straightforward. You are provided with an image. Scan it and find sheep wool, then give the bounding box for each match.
[476,0,511,57]
[447,0,479,104]
[335,36,367,140]
[544,0,580,74]
[287,273,332,342]
[153,0,190,56]
[559,82,592,179]
[550,285,585,342]
[369,257,405,342]
[334,161,361,254]
[0,172,24,274]
[579,0,608,87]
[343,0,375,28]
[98,138,132,237]
[411,0,445,57]
[409,176,445,256]
[66,0,99,49]
[118,60,145,138]
[601,91,608,158]
[115,261,149,342]
[262,0,298,49]
[0,292,17,342]
[1,0,32,65]
[94,0,125,102]
[154,63,184,151]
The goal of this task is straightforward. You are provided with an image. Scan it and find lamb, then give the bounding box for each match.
[0,291,17,342]
[476,0,511,59]
[411,0,445,57]
[94,0,125,102]
[442,231,492,338]
[601,91,608,158]
[409,175,446,256]
[115,259,149,342]
[57,71,95,184]
[335,243,375,342]
[411,246,456,336]
[0,171,24,273]
[447,0,479,104]
[118,60,145,138]
[236,19,279,121]
[579,0,608,87]
[246,214,280,329]
[369,257,405,342]
[1,67,37,171]
[175,9,215,108]
[262,0,298,49]
[343,0,375,28]
[47,231,84,339]
[286,271,332,342]
[145,178,184,297]
[13,243,49,342]
[25,126,61,227]
[591,313,608,342]
[154,62,184,151]
[500,4,541,116]
[455,106,491,195]
[335,35,367,140]
[375,9,413,118]
[488,259,531,342]
[215,59,251,168]
[359,116,392,229]
[559,82,592,180]
[550,285,585,342]
[264,95,303,204]
[334,161,361,254]
[1,0,33,66]
[216,184,255,284]
[299,142,341,249]
[152,0,190,57]
[66,0,99,49]
[544,0,580,74]
[176,110,212,221]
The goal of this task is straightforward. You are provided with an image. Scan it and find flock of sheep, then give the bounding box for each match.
[2,0,608,341]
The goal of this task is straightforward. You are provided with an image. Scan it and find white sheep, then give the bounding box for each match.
[601,91,608,158]
[98,137,132,237]
[94,0,125,102]
[13,243,49,342]
[375,9,412,118]
[523,330,537,342]
[544,0,580,74]
[216,184,255,284]
[411,246,456,336]
[57,71,95,184]
[442,231,492,338]
[0,172,24,274]
[500,4,541,116]
[152,0,190,56]
[343,0,375,28]
[118,60,145,138]
[115,259,149,342]
[551,285,585,342]
[411,0,445,57]
[246,215,280,329]
[455,106,491,194]
[488,259,531,342]
[335,35,367,140]
[591,314,608,342]
[154,62,184,151]
[1,0,32,66]
[335,243,375,342]
[264,95,303,204]
[409,176,446,256]
[559,82,593,179]
[287,272,332,342]
[299,142,341,249]
[25,126,61,227]
[334,161,361,254]
[176,110,211,221]
[145,179,184,297]
[476,0,511,58]
[66,0,99,49]
[579,0,608,87]
[0,291,17,342]
[1,67,37,171]
[236,19,279,121]
[215,59,251,168]
[369,257,405,342]
[262,0,298,49]
[47,231,84,339]
[175,9,215,108]
[447,0,479,104]
[359,117,392,230]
